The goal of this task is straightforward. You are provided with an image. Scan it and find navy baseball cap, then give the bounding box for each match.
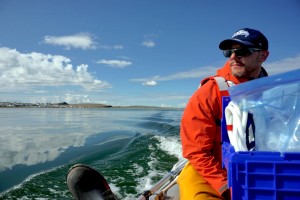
[219,28,268,50]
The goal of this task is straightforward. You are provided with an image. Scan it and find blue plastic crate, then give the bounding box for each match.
[221,97,300,200]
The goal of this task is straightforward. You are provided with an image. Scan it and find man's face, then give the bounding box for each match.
[228,44,268,79]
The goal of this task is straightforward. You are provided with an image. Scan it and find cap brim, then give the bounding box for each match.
[219,39,255,50]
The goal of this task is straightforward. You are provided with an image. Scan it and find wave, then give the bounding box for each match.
[1,108,183,199]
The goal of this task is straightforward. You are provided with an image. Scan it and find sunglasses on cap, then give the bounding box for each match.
[223,48,262,58]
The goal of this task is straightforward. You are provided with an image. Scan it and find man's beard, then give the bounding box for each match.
[231,64,258,79]
[231,66,247,78]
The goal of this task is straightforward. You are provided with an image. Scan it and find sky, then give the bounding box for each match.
[0,0,299,107]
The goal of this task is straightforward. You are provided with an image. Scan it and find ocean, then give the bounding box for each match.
[0,108,184,200]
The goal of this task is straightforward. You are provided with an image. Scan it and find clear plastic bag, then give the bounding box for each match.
[228,69,300,152]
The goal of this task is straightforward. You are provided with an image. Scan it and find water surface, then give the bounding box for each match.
[0,108,183,199]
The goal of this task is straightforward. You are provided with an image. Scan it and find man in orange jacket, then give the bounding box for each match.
[177,28,269,199]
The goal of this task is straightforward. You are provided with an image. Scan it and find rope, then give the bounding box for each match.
[225,100,249,151]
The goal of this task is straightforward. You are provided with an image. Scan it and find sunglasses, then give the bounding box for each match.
[223,48,262,58]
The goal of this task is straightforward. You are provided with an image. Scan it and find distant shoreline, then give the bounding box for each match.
[0,102,182,110]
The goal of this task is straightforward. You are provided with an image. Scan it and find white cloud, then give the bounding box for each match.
[97,59,132,68]
[142,40,155,48]
[64,94,91,103]
[130,65,217,83]
[113,45,124,49]
[0,47,111,91]
[264,54,300,75]
[143,80,157,86]
[43,33,97,50]
[131,54,300,84]
[99,45,124,50]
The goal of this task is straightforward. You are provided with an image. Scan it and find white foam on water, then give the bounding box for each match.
[113,134,183,199]
[122,193,139,200]
[127,135,184,199]
[17,197,32,200]
[132,140,169,196]
[132,163,144,176]
[109,183,123,199]
[47,186,70,198]
[154,135,182,159]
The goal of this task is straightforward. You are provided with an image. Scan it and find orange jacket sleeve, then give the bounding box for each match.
[180,78,228,195]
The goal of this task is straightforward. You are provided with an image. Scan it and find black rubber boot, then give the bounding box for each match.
[67,164,118,200]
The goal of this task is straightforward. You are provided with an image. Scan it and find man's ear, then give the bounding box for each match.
[259,50,269,62]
